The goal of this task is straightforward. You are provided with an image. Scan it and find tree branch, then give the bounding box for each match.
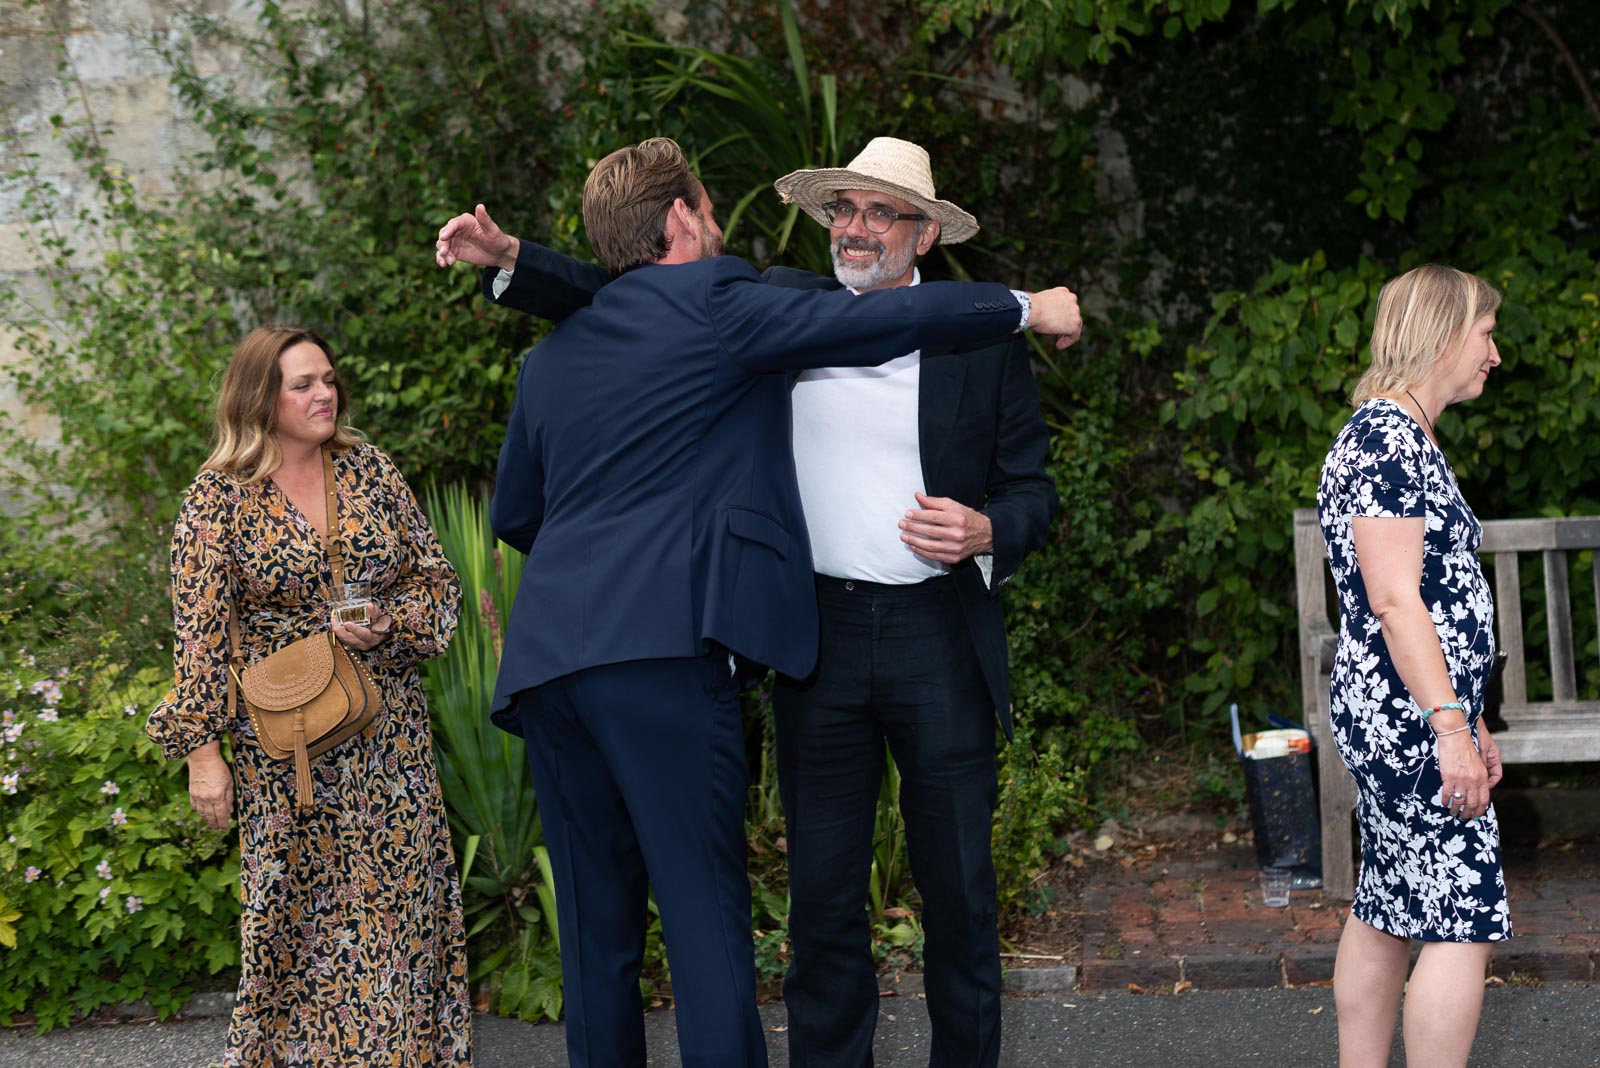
[1515,2,1600,135]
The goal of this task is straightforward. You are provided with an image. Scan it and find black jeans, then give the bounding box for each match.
[774,575,1001,1068]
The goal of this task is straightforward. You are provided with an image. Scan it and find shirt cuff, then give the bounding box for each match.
[1009,289,1031,333]
[976,551,995,589]
[491,267,514,300]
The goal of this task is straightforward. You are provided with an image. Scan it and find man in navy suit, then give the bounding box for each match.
[437,137,1080,1068]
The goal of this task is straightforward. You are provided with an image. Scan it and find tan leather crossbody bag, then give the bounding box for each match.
[226,447,381,811]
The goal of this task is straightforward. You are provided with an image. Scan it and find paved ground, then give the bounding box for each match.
[1075,805,1600,991]
[3,984,1598,1066]
[5,792,1594,1065]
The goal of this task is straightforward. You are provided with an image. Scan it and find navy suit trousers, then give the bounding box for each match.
[516,652,767,1068]
[774,576,1002,1068]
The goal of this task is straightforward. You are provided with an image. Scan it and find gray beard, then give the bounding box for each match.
[831,236,917,290]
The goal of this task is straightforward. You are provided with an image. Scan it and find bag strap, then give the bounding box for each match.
[225,447,343,710]
[321,445,345,587]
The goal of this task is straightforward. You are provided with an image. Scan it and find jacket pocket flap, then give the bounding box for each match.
[726,507,789,559]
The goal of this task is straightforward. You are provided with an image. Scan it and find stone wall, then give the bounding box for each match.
[0,0,261,471]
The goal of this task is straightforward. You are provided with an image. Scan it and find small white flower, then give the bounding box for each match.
[100,781,120,796]
[37,709,58,723]
[124,896,143,913]
[123,704,137,716]
[96,859,113,879]
[98,886,111,902]
[110,807,127,826]
[1,773,17,794]
[24,866,41,882]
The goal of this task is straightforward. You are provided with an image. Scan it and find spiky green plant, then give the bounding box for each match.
[420,484,552,994]
[619,0,852,272]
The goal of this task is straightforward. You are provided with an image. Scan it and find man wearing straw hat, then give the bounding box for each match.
[438,136,1063,1067]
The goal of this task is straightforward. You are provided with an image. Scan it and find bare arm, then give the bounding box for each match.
[1353,515,1491,818]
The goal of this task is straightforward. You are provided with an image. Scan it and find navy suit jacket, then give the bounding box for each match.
[486,251,1024,729]
[485,248,1056,738]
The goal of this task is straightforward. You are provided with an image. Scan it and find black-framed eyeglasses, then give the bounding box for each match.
[822,200,929,234]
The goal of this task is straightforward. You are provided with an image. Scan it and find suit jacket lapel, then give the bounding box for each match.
[918,344,968,491]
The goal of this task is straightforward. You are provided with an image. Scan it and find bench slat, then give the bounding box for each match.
[1493,552,1528,707]
[1546,550,1577,702]
[1478,517,1600,552]
[1494,727,1600,764]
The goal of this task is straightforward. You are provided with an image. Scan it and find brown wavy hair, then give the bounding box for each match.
[201,326,364,485]
[582,137,703,274]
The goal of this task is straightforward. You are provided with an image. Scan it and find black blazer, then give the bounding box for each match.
[484,250,1055,737]
[484,250,1028,731]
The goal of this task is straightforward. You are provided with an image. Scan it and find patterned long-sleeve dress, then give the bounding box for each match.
[148,443,473,1066]
[1316,398,1510,942]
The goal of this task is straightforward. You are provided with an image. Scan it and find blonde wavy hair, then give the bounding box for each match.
[201,326,364,485]
[1350,265,1501,407]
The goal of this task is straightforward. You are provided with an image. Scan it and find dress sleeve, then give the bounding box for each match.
[146,473,236,761]
[1348,415,1429,520]
[365,448,462,669]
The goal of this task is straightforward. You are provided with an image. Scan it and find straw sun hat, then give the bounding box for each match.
[773,137,980,245]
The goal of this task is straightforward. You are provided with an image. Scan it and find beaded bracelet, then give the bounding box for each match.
[1423,701,1465,720]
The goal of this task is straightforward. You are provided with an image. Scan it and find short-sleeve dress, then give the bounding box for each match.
[147,443,473,1065]
[1316,398,1511,942]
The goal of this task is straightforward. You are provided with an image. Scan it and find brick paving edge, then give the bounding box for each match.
[882,965,1079,996]
[1078,944,1600,992]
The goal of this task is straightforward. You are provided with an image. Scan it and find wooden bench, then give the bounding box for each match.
[1293,506,1600,898]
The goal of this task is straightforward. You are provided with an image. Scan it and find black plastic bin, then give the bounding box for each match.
[1232,706,1323,890]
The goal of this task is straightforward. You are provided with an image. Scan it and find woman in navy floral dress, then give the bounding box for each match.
[1317,266,1509,1068]
[148,327,471,1066]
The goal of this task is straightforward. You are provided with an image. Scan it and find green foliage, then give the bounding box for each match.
[0,0,657,557]
[0,649,239,1030]
[993,716,1091,916]
[614,0,851,271]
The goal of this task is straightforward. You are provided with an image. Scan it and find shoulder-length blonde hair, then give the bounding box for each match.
[201,326,364,485]
[1350,265,1501,406]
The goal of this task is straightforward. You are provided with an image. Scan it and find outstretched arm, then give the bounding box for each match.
[436,203,608,322]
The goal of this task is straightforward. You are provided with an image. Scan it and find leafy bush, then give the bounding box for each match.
[993,715,1090,917]
[0,648,239,1030]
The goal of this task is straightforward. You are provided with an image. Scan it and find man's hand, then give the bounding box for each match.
[436,204,520,272]
[1026,286,1083,350]
[899,492,993,564]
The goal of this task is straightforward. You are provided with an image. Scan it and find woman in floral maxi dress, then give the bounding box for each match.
[148,326,472,1066]
[1316,266,1509,1068]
